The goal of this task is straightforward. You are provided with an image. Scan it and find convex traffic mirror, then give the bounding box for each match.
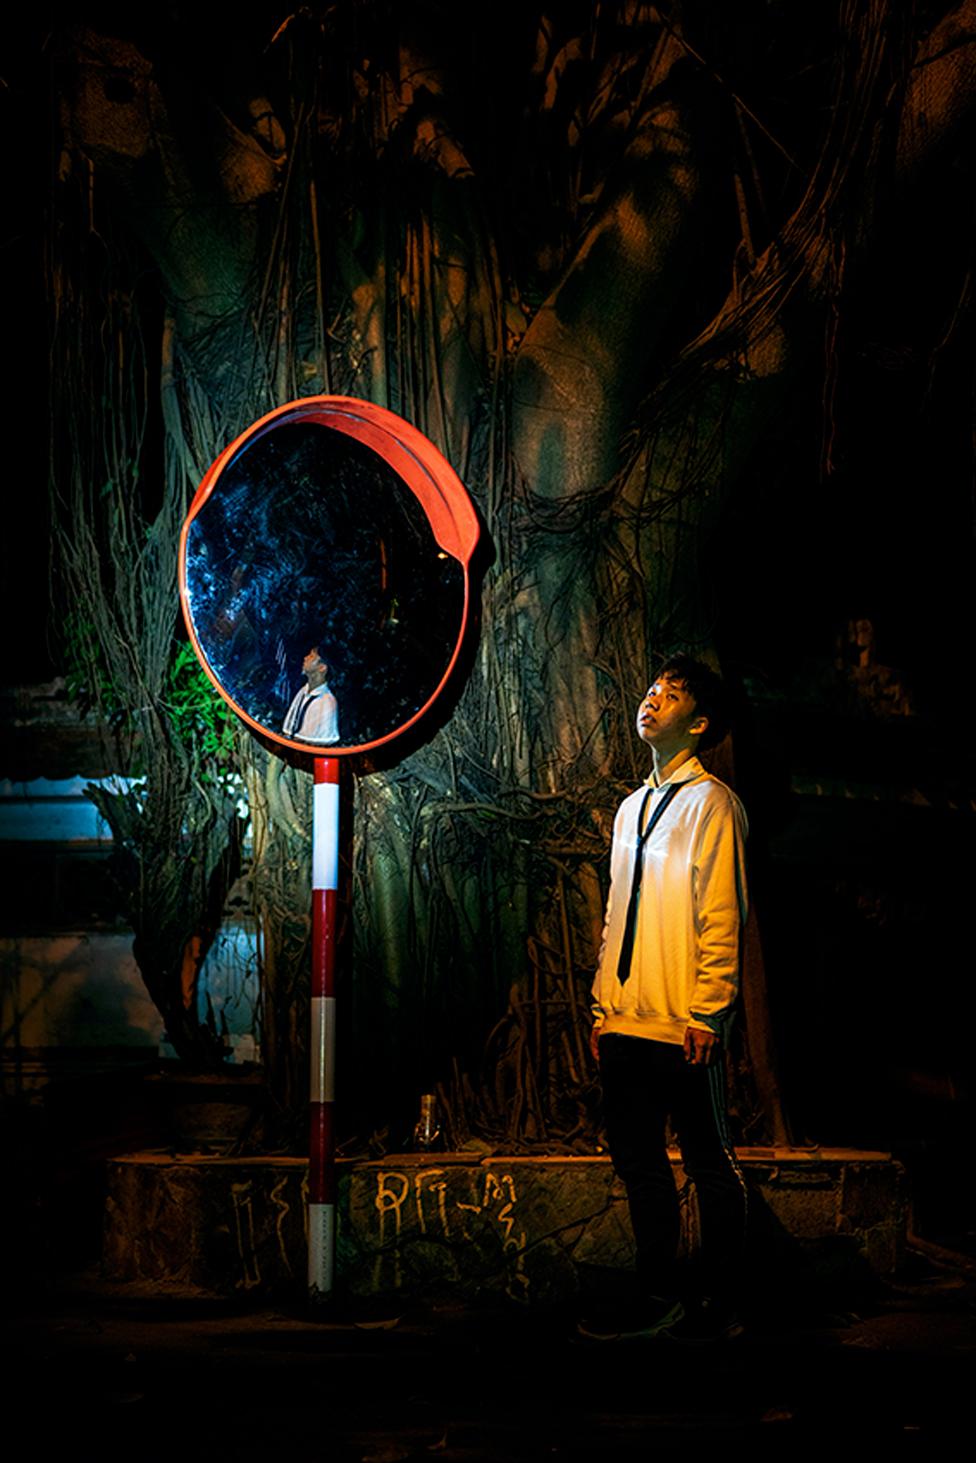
[179,397,480,755]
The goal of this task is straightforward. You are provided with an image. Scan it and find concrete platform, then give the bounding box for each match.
[103,1147,906,1302]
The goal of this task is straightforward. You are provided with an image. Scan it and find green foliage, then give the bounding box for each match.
[64,613,233,767]
[163,642,235,766]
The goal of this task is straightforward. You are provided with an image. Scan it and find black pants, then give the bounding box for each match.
[600,1033,747,1302]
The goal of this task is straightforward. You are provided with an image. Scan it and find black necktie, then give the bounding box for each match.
[291,690,319,735]
[616,781,683,986]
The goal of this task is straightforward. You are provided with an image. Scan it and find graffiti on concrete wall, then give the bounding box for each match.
[229,1172,307,1290]
[375,1167,529,1299]
[231,1180,262,1289]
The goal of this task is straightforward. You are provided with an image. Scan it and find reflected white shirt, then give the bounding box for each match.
[283,682,339,743]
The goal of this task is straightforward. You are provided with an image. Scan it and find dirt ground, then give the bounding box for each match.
[4,1246,975,1460]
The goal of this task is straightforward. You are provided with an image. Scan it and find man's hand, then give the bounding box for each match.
[683,1026,719,1065]
[590,1025,603,1064]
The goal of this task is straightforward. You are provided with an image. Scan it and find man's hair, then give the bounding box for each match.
[655,652,732,751]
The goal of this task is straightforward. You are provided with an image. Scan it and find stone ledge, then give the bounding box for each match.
[103,1148,907,1303]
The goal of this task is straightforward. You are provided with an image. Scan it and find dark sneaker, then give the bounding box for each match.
[663,1296,744,1344]
[576,1296,685,1341]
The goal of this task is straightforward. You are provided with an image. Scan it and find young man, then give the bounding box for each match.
[582,653,748,1342]
[282,646,340,744]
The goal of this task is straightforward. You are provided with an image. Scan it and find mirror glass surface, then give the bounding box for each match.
[184,422,466,748]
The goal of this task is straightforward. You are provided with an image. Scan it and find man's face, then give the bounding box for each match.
[636,674,706,753]
[302,648,327,680]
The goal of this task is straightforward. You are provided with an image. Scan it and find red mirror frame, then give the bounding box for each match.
[178,396,480,757]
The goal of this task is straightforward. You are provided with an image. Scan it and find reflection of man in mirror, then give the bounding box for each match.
[282,647,340,743]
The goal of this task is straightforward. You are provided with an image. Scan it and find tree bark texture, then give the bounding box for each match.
[47,2,976,1140]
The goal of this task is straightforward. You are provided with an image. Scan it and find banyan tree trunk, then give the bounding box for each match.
[49,1,976,1141]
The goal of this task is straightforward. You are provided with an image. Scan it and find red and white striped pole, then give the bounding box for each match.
[309,756,340,1305]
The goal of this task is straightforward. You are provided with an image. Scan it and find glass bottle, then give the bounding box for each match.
[412,1092,443,1151]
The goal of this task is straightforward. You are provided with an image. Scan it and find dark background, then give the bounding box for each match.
[2,2,974,1252]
